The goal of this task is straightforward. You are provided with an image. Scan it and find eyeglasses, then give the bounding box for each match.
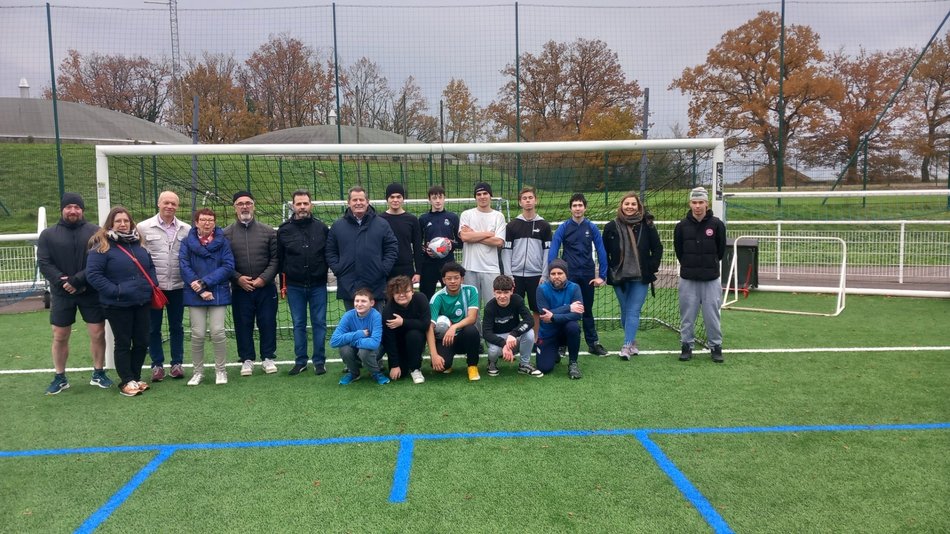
[197,218,216,223]
[235,201,254,207]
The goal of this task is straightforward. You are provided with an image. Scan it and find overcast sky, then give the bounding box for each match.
[2,0,948,139]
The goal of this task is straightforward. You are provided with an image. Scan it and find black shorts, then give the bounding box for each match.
[49,291,105,327]
[513,275,542,312]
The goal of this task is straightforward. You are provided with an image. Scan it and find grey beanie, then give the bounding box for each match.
[689,187,709,202]
[548,258,569,276]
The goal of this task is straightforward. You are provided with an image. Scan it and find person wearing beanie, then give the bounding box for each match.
[37,192,113,394]
[535,258,584,379]
[459,181,506,319]
[223,190,280,377]
[379,182,423,283]
[547,193,609,356]
[137,191,191,382]
[673,186,726,363]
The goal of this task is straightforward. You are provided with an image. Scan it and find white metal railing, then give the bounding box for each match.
[0,207,47,296]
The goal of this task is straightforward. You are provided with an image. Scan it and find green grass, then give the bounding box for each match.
[0,294,948,531]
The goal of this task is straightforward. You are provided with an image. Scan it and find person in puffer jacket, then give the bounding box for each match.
[673,187,726,364]
[179,208,235,386]
[86,206,157,397]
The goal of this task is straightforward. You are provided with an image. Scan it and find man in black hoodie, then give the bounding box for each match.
[673,187,727,363]
[277,190,330,376]
[37,193,112,394]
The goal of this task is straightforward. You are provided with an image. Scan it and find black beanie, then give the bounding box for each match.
[232,191,254,203]
[474,182,493,197]
[385,183,407,199]
[548,258,569,276]
[61,192,85,210]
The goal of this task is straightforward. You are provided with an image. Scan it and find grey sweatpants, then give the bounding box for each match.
[487,329,536,367]
[678,278,723,347]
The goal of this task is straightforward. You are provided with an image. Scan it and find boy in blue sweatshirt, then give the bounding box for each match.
[330,288,388,385]
[548,193,609,356]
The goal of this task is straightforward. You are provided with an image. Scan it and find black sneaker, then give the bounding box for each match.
[679,343,692,361]
[711,345,724,364]
[314,364,327,375]
[288,363,307,375]
[567,362,582,379]
[487,360,499,377]
[588,343,608,357]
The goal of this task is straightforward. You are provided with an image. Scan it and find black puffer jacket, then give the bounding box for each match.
[673,209,726,281]
[224,219,279,283]
[277,216,329,287]
[37,218,99,296]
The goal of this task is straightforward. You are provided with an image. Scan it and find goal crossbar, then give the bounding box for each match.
[722,235,847,317]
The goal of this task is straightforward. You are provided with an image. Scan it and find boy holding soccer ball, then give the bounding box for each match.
[419,185,461,300]
[429,262,481,381]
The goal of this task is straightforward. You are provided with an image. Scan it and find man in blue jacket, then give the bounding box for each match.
[548,193,609,356]
[327,186,398,311]
[536,259,585,379]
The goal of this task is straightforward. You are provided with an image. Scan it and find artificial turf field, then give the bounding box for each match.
[0,292,947,533]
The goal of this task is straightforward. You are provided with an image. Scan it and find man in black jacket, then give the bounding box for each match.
[326,186,398,310]
[37,193,112,394]
[224,191,280,377]
[673,187,726,363]
[277,190,330,376]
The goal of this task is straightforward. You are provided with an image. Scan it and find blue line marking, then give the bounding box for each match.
[74,447,175,534]
[635,431,733,534]
[389,437,415,503]
[2,422,946,458]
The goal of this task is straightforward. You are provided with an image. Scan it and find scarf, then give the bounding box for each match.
[107,229,140,244]
[611,212,643,283]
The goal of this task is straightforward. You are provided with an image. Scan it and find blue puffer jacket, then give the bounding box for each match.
[86,240,156,308]
[326,206,398,302]
[179,227,235,307]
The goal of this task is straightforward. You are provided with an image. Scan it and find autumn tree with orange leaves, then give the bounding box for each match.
[242,35,334,131]
[908,32,950,182]
[168,53,265,144]
[799,48,915,183]
[671,11,842,185]
[47,49,171,123]
[492,38,642,142]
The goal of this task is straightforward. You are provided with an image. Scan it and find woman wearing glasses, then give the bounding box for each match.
[180,208,235,385]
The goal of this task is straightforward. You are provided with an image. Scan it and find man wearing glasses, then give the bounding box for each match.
[224,191,280,376]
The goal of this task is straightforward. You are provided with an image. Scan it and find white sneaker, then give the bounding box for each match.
[187,373,203,386]
[215,371,228,385]
[262,358,278,374]
[240,360,254,376]
[410,369,425,384]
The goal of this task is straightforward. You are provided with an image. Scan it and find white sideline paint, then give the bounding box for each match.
[3,346,949,375]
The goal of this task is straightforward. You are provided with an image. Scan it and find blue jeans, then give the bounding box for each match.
[286,284,327,367]
[614,281,649,345]
[231,283,278,362]
[149,288,184,367]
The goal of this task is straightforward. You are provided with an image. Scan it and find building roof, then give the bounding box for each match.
[238,125,424,145]
[0,97,191,144]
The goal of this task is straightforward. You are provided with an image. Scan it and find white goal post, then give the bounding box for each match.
[722,235,847,317]
[93,138,726,225]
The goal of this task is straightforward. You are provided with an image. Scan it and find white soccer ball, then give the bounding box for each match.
[427,236,452,259]
[434,315,452,338]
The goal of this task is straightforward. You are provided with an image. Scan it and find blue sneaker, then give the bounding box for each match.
[45,374,69,395]
[90,370,114,389]
[339,372,360,385]
[372,372,390,385]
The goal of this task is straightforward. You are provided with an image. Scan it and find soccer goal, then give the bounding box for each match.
[722,235,848,316]
[95,138,725,338]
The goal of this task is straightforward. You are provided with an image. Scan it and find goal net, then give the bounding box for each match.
[95,139,725,342]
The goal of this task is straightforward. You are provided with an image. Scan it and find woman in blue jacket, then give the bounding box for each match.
[86,206,157,397]
[179,208,234,386]
[603,192,664,360]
